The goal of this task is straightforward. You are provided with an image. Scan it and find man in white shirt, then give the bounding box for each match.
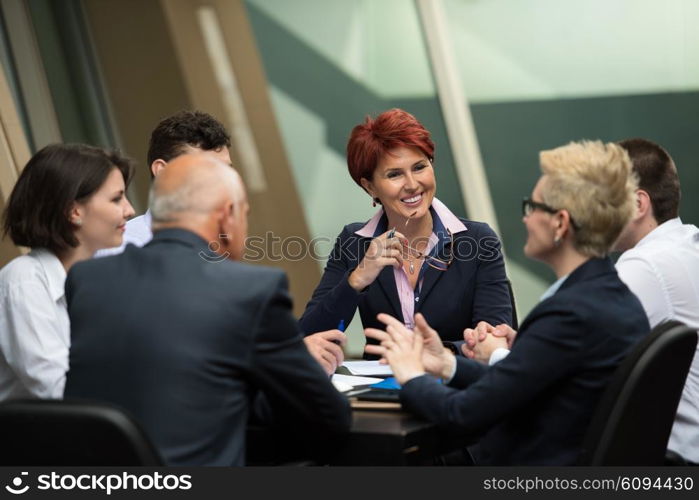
[96,110,233,256]
[613,138,699,464]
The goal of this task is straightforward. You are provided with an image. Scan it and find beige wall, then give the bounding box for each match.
[83,0,192,214]
[0,62,31,266]
[83,0,320,315]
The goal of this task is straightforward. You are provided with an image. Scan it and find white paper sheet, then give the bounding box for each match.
[332,374,383,390]
[342,360,393,376]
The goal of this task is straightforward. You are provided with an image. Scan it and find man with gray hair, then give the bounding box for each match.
[64,151,351,466]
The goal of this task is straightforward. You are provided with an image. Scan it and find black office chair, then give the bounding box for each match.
[578,320,697,465]
[0,399,163,465]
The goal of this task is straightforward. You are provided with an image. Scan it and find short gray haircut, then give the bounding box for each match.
[149,162,243,223]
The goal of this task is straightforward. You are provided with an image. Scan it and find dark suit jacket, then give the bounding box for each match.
[299,219,512,348]
[400,257,650,465]
[64,229,351,466]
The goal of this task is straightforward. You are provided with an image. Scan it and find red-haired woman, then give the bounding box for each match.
[300,109,513,355]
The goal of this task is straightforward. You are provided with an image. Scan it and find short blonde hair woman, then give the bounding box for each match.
[366,140,650,465]
[537,140,637,257]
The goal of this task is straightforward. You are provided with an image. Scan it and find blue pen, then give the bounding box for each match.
[333,320,346,345]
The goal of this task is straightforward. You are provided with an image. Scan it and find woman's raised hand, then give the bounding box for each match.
[348,230,406,291]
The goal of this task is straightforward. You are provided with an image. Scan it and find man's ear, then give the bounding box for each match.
[150,159,168,178]
[636,189,652,220]
[218,201,235,233]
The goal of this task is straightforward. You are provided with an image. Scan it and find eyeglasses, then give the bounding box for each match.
[522,197,580,231]
[402,229,453,271]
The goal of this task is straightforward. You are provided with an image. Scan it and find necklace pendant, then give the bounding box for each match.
[409,260,415,274]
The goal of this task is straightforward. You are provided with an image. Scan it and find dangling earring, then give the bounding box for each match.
[372,197,379,207]
[74,218,83,226]
[553,235,561,247]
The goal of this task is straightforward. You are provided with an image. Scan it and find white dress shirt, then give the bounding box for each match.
[0,248,69,400]
[616,217,699,462]
[95,210,153,257]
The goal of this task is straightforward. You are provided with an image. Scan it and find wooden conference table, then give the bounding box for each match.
[247,365,470,465]
[247,405,469,466]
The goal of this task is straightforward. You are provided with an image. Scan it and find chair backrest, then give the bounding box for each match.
[0,399,163,465]
[578,320,697,465]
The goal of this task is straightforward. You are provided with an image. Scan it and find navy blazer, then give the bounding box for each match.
[399,257,650,465]
[299,217,513,349]
[64,229,351,466]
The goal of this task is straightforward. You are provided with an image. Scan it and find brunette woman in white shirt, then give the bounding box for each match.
[0,143,134,400]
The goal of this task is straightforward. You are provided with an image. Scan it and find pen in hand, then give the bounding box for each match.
[332,319,346,345]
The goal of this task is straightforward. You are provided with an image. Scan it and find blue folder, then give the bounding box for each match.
[369,377,401,390]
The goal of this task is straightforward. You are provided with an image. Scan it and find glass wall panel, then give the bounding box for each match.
[0,11,31,150]
[444,0,699,312]
[27,0,118,148]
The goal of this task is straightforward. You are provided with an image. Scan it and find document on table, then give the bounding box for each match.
[342,360,393,377]
[331,374,384,393]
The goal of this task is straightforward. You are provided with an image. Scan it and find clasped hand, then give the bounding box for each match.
[462,321,516,363]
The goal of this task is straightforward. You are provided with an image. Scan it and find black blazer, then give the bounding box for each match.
[299,219,513,347]
[399,257,650,465]
[64,229,351,466]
